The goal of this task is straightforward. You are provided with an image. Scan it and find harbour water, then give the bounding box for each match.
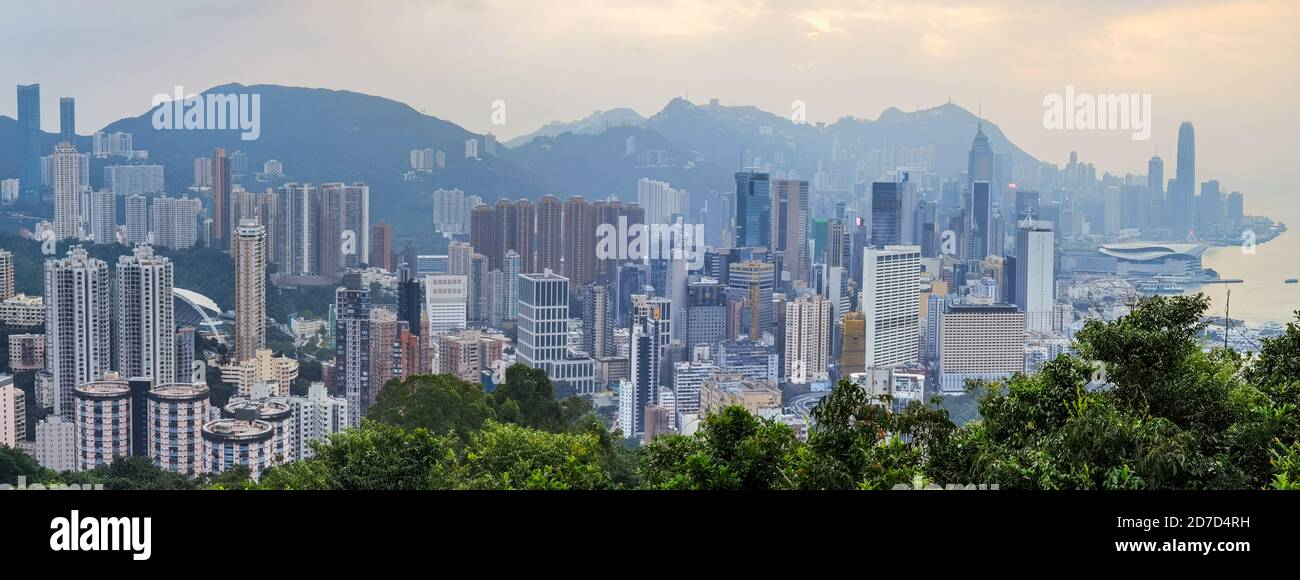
[1190,204,1300,326]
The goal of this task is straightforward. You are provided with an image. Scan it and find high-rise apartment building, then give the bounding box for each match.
[116,245,176,385]
[334,274,371,426]
[52,142,82,240]
[783,295,832,383]
[45,247,112,419]
[233,219,267,361]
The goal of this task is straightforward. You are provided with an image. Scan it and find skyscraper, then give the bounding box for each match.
[17,84,42,199]
[89,189,117,244]
[964,181,992,260]
[871,181,904,247]
[59,97,76,143]
[536,195,564,274]
[1172,122,1196,231]
[1147,154,1164,198]
[582,283,613,358]
[424,274,468,333]
[515,198,537,273]
[628,308,670,437]
[1014,221,1055,332]
[274,183,316,275]
[396,263,423,335]
[52,142,82,240]
[213,148,232,250]
[116,246,176,385]
[563,197,594,286]
[637,178,685,226]
[517,271,595,394]
[45,247,112,419]
[233,219,267,362]
[317,182,370,276]
[334,273,371,426]
[685,278,727,354]
[772,179,810,286]
[371,220,393,271]
[968,122,996,187]
[0,250,13,301]
[727,260,775,342]
[862,245,921,368]
[734,171,771,249]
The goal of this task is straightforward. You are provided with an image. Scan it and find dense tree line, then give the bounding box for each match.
[3,294,1298,490]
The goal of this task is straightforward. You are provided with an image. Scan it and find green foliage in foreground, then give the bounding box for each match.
[244,294,1297,490]
[5,295,1299,490]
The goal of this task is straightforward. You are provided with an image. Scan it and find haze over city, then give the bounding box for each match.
[4,0,1298,205]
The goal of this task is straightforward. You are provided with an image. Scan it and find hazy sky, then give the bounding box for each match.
[4,0,1297,211]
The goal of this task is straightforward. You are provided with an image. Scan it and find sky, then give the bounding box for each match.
[3,0,1297,212]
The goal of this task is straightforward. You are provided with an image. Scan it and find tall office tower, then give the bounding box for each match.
[503,250,521,321]
[424,274,468,333]
[563,196,595,286]
[826,219,849,268]
[771,179,810,286]
[150,196,203,250]
[432,188,468,235]
[75,376,132,471]
[193,157,213,188]
[637,178,685,226]
[447,240,473,277]
[628,309,670,438]
[233,220,267,362]
[968,122,997,188]
[1170,122,1196,231]
[396,263,423,335]
[18,84,42,198]
[0,377,24,448]
[727,260,775,342]
[1014,221,1055,332]
[517,272,595,394]
[536,195,564,274]
[116,246,176,386]
[1198,180,1223,228]
[45,247,112,419]
[274,183,316,275]
[1226,192,1245,227]
[146,383,210,476]
[52,143,82,240]
[964,181,992,260]
[938,303,1025,392]
[685,279,727,354]
[784,295,831,383]
[862,245,921,368]
[1014,189,1041,221]
[317,182,370,276]
[371,221,394,271]
[288,383,349,461]
[514,198,536,273]
[582,284,614,358]
[1147,154,1164,199]
[59,96,76,143]
[734,171,772,249]
[871,181,905,246]
[124,194,148,244]
[213,148,231,250]
[88,190,116,244]
[334,273,371,426]
[175,326,196,380]
[1103,186,1122,235]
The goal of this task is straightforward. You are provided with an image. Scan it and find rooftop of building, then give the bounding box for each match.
[148,383,210,401]
[201,418,274,442]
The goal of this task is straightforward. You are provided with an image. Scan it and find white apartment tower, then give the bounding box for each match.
[116,245,176,385]
[52,142,82,240]
[784,295,832,383]
[45,247,112,419]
